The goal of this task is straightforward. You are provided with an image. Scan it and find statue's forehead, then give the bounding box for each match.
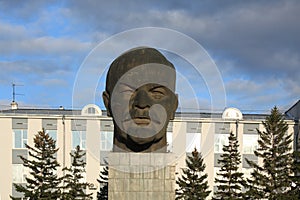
[113,64,176,92]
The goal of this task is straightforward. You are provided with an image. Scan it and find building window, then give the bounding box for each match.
[12,164,27,183]
[167,132,173,152]
[100,131,113,151]
[72,131,86,149]
[13,130,27,149]
[88,107,96,114]
[186,122,201,152]
[214,134,229,153]
[186,133,201,152]
[46,130,57,141]
[243,123,259,134]
[243,134,258,154]
[242,154,258,168]
[215,122,230,134]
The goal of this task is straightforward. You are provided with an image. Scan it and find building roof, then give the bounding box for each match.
[0,108,81,116]
[285,100,300,114]
[0,107,271,120]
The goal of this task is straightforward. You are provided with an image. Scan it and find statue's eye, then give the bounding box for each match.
[119,84,135,95]
[121,89,134,94]
[150,87,166,99]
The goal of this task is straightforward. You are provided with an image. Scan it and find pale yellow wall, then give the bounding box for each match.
[0,118,12,199]
[86,119,101,199]
[257,122,265,166]
[27,118,42,147]
[63,118,72,168]
[201,122,215,193]
[56,117,68,177]
[237,121,244,164]
[172,121,186,176]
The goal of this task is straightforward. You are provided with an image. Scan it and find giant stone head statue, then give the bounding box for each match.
[103,47,178,152]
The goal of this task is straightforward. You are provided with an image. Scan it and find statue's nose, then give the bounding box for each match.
[133,89,151,109]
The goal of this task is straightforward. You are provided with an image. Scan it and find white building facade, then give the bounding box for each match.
[0,103,298,199]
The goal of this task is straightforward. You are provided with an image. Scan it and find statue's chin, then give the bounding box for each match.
[127,134,156,145]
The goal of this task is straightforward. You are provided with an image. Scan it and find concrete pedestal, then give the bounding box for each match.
[108,153,176,200]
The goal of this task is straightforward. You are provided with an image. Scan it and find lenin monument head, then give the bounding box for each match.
[103,47,178,152]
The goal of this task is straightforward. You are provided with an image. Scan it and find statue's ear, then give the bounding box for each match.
[102,91,111,117]
[170,94,178,120]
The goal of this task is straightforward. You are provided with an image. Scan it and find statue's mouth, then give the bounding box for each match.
[123,113,161,126]
[133,117,151,126]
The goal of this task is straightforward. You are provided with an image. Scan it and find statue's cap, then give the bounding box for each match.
[106,47,174,92]
[110,47,173,70]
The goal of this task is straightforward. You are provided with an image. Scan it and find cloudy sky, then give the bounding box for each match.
[0,0,299,113]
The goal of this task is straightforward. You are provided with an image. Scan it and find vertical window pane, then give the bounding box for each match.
[100,131,113,151]
[46,130,57,141]
[167,132,173,152]
[13,129,27,148]
[72,131,80,149]
[14,130,27,148]
[12,164,24,183]
[14,130,22,148]
[186,133,201,152]
[72,131,86,149]
[101,133,106,140]
[101,139,105,150]
[88,107,95,114]
[23,130,27,139]
[82,142,86,150]
[82,131,86,149]
[22,130,28,148]
[82,131,86,140]
[214,134,229,153]
[243,134,258,154]
[107,132,113,150]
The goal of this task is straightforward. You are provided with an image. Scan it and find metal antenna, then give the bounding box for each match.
[12,82,24,102]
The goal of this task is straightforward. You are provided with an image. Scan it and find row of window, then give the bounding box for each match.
[11,119,259,153]
[13,129,88,150]
[214,134,258,154]
[13,129,258,154]
[13,130,63,149]
[12,163,87,184]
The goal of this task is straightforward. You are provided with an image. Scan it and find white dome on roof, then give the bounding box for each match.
[81,104,102,116]
[222,107,243,120]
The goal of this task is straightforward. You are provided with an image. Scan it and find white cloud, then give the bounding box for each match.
[0,34,92,56]
[226,79,262,97]
[40,78,68,87]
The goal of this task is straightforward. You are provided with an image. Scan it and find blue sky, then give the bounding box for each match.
[0,0,299,113]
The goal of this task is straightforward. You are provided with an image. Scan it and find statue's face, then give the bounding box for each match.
[114,81,177,144]
[104,63,178,149]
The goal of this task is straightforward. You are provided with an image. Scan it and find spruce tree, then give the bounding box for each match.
[61,145,93,200]
[245,106,295,199]
[10,129,61,199]
[213,132,246,200]
[175,148,211,200]
[97,161,109,200]
[287,148,300,199]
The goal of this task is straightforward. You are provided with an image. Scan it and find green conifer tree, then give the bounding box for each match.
[287,148,300,199]
[175,148,211,200]
[213,132,246,200]
[10,129,61,199]
[245,106,295,199]
[97,161,108,200]
[61,145,93,200]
